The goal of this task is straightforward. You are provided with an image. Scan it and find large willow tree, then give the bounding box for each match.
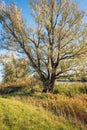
[0,0,87,92]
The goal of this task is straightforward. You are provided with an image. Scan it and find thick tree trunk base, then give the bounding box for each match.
[42,87,53,93]
[42,79,55,93]
[42,88,48,93]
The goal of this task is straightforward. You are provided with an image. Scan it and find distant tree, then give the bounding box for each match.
[0,0,87,92]
[3,61,15,82]
[3,54,29,83]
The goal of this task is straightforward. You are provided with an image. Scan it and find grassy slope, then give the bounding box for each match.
[0,82,87,130]
[0,97,81,130]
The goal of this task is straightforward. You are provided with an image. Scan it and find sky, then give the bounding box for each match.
[4,0,34,26]
[0,0,87,81]
[3,0,87,23]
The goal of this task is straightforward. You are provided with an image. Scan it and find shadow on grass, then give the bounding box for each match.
[0,84,39,98]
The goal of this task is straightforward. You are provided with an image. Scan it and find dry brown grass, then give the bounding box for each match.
[15,93,87,126]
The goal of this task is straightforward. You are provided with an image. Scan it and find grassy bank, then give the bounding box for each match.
[0,97,83,130]
[0,82,87,130]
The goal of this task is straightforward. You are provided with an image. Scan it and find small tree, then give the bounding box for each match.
[0,0,87,92]
[3,61,15,82]
[3,54,29,83]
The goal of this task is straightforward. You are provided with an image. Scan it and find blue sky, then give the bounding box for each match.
[0,0,87,81]
[4,0,87,23]
[4,0,34,26]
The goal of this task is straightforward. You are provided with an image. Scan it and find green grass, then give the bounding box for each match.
[0,97,84,130]
[0,82,87,130]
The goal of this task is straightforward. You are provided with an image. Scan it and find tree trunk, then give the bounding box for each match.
[42,88,48,93]
[42,80,49,93]
[42,78,55,93]
[48,84,54,93]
